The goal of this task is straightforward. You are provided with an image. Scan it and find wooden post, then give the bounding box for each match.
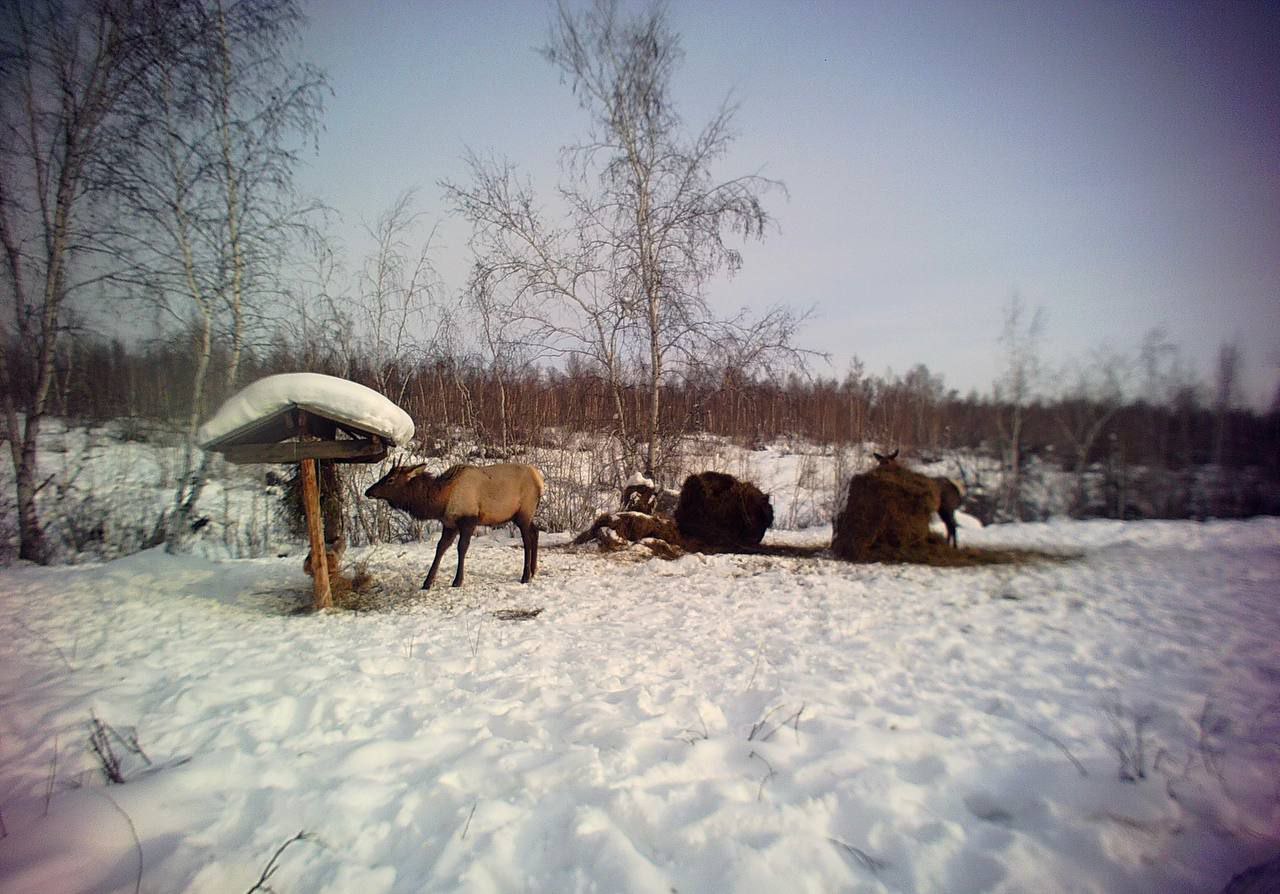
[300,457,332,610]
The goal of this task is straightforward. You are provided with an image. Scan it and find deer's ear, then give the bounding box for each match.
[404,464,428,479]
[889,449,899,459]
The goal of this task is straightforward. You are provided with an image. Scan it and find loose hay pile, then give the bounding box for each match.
[620,480,679,515]
[675,471,773,549]
[620,482,657,514]
[573,473,685,558]
[573,510,684,556]
[832,462,940,561]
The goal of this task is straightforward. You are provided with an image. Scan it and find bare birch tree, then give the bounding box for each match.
[354,190,448,407]
[100,0,325,549]
[544,0,790,477]
[994,294,1044,520]
[446,0,801,480]
[466,264,540,452]
[1054,346,1130,513]
[0,0,154,562]
[445,150,637,463]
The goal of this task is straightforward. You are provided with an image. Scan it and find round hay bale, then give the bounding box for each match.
[675,471,774,549]
[832,464,937,561]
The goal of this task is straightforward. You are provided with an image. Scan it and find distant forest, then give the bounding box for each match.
[17,327,1280,483]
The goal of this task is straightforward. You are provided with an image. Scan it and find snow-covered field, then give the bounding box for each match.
[2,515,1278,892]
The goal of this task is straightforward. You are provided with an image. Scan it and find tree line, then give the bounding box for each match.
[18,321,1280,477]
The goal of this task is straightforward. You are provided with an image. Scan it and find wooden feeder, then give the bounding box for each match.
[198,374,415,610]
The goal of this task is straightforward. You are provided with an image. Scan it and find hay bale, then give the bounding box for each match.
[832,463,938,561]
[675,471,773,549]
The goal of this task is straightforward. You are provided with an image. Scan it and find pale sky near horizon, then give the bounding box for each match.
[293,0,1280,409]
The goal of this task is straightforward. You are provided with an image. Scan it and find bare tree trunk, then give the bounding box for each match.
[164,316,215,551]
[11,414,49,562]
[646,327,661,478]
[496,373,509,452]
[0,0,129,562]
[154,2,250,553]
[1212,342,1240,467]
[1006,405,1022,520]
[215,0,246,391]
[995,296,1043,522]
[156,64,218,553]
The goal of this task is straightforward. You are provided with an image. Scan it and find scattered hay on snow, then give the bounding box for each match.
[572,510,685,559]
[573,511,681,547]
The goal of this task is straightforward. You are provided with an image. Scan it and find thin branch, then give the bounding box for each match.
[245,830,318,894]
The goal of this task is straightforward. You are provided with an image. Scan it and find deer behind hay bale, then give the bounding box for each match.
[874,450,965,547]
[832,454,938,560]
[932,476,964,547]
[365,463,544,588]
[674,471,774,549]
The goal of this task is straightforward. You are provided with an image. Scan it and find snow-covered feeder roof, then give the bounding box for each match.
[198,373,414,464]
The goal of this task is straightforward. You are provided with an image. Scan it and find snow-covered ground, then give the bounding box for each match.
[2,516,1278,892]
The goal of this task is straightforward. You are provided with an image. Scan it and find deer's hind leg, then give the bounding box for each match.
[516,514,537,583]
[451,517,478,588]
[939,508,958,548]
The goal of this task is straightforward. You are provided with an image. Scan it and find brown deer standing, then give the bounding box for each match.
[873,450,965,547]
[365,463,544,588]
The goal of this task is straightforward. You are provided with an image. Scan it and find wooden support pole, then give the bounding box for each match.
[300,457,332,610]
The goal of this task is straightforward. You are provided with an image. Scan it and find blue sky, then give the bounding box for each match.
[295,0,1279,408]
